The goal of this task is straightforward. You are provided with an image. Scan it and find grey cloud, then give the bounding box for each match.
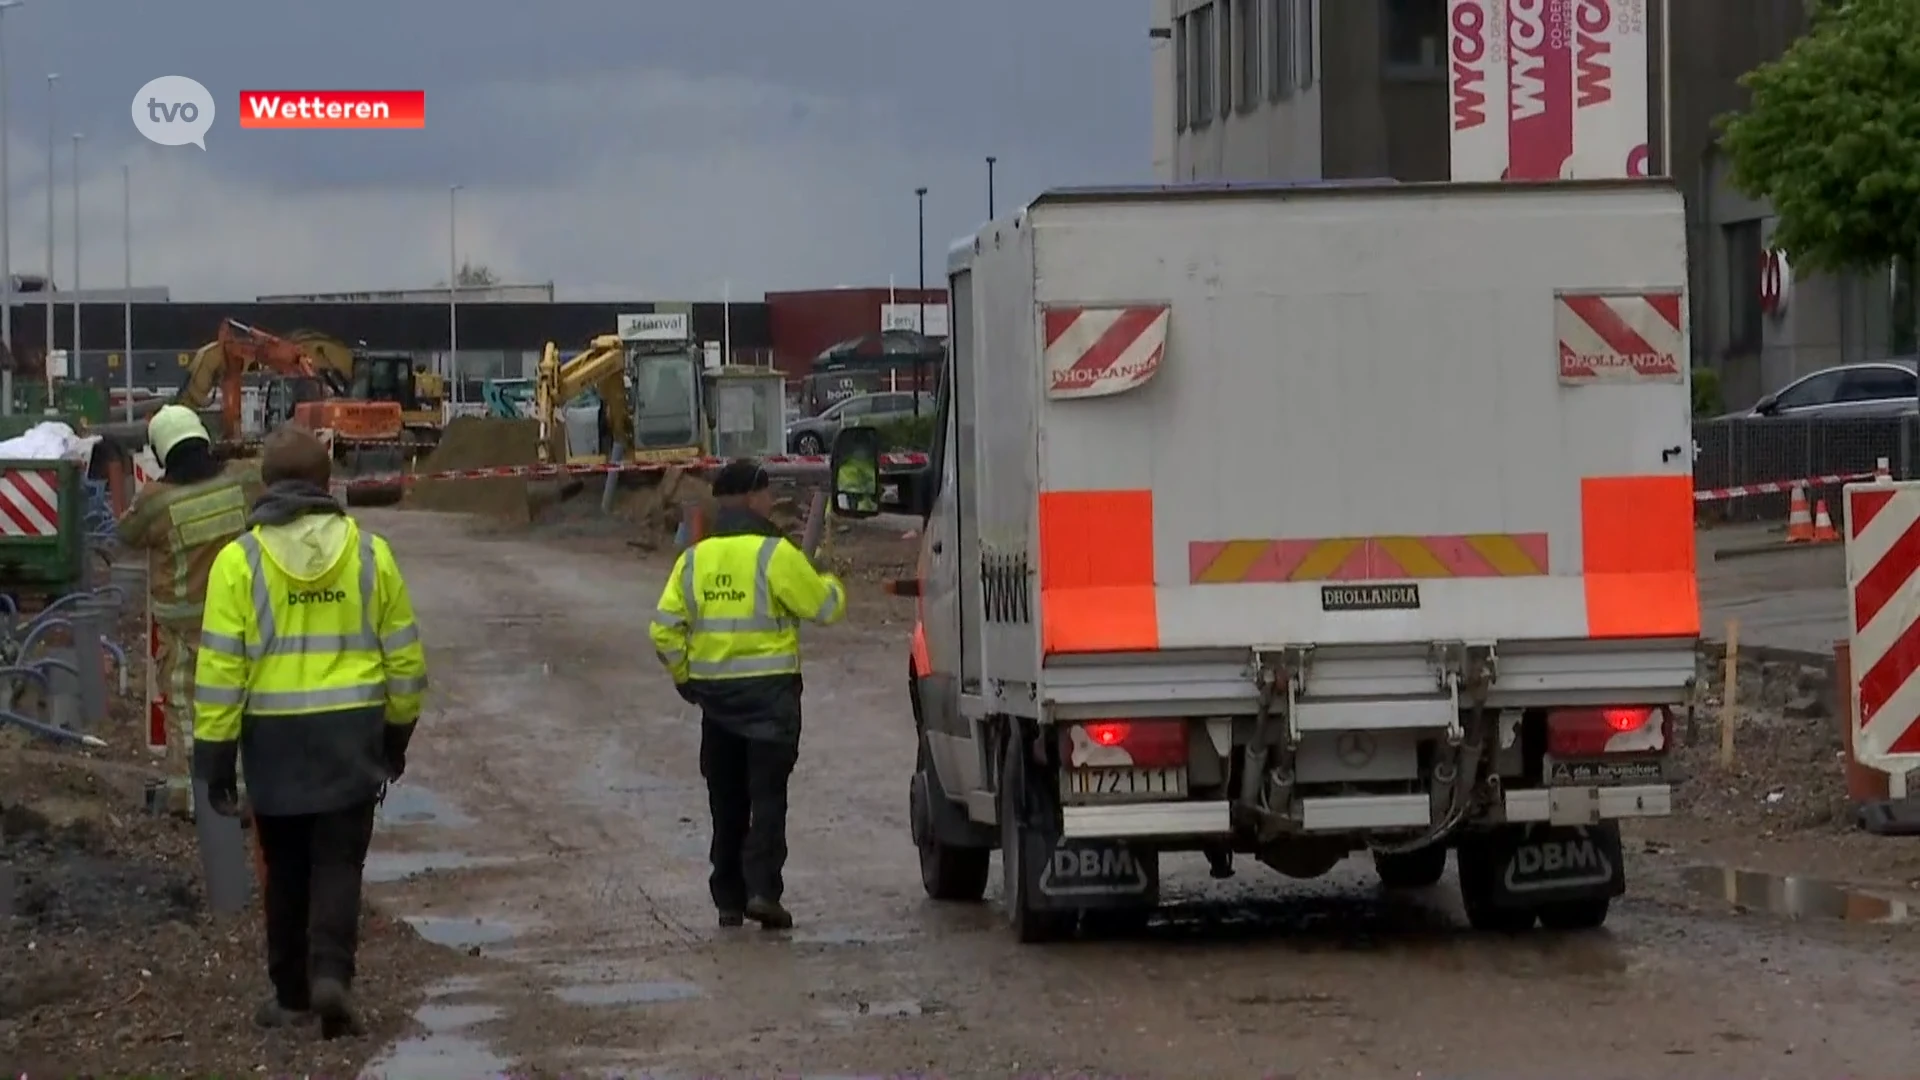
[0,0,1148,299]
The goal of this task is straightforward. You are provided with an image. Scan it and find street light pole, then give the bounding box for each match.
[986,156,997,218]
[0,1,24,415]
[915,186,927,418]
[69,132,79,377]
[448,184,460,408]
[43,72,55,387]
[122,165,132,421]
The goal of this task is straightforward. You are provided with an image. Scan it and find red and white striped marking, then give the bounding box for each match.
[343,452,929,489]
[132,447,162,492]
[1845,479,1920,774]
[1556,290,1684,382]
[1694,469,1879,503]
[0,469,60,535]
[1043,305,1171,400]
[146,601,166,756]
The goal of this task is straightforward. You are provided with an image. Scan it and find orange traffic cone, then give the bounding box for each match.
[1786,484,1814,542]
[1813,499,1840,543]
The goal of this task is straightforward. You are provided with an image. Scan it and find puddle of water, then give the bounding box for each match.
[416,1002,503,1028]
[554,980,703,1006]
[376,785,474,828]
[365,851,515,884]
[364,1034,511,1080]
[1681,865,1916,924]
[817,998,924,1021]
[404,914,524,948]
[364,999,510,1079]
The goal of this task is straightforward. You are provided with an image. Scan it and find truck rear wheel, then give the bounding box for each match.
[999,733,1075,944]
[911,736,990,902]
[1373,844,1448,889]
[1537,896,1611,931]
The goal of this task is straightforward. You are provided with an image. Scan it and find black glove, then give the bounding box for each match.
[383,723,416,780]
[676,682,699,705]
[193,740,241,818]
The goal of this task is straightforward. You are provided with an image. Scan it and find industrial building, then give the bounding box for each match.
[2,285,947,398]
[1148,0,1914,406]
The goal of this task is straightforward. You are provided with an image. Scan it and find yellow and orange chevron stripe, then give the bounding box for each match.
[1187,533,1550,583]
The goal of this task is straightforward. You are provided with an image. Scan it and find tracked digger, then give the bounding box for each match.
[167,319,411,476]
[531,332,785,466]
[286,329,445,451]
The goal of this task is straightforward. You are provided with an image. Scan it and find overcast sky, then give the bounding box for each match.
[0,0,1149,301]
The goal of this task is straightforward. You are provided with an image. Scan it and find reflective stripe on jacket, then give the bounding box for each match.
[192,515,428,815]
[649,506,845,741]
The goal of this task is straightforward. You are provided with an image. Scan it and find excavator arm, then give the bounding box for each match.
[534,334,632,463]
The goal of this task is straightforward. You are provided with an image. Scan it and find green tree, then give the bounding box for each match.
[1717,0,1920,342]
[436,261,500,288]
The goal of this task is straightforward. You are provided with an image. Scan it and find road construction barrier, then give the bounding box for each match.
[1695,468,1879,504]
[1843,477,1920,799]
[341,452,930,489]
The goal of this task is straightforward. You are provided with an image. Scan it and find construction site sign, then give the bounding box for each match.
[618,312,689,341]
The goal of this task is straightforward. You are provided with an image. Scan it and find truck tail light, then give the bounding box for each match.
[1062,720,1188,768]
[1546,706,1671,757]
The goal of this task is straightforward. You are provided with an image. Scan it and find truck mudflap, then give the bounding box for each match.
[1457,823,1626,909]
[1020,836,1161,911]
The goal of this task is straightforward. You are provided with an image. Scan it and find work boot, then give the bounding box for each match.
[252,998,312,1029]
[1205,848,1235,880]
[745,897,793,930]
[310,977,365,1039]
[717,909,745,928]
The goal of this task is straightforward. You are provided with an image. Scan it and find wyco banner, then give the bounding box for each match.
[1446,0,1650,181]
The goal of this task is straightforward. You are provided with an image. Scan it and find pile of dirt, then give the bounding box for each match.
[0,749,452,1077]
[402,416,540,520]
[0,592,452,1076]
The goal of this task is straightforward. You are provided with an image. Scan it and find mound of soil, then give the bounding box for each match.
[402,417,539,519]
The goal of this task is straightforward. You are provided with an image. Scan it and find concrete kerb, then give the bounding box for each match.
[1712,539,1839,562]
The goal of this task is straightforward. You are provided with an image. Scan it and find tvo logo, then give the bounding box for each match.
[131,75,216,149]
[286,587,346,606]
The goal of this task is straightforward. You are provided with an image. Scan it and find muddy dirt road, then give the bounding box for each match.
[364,509,1920,1079]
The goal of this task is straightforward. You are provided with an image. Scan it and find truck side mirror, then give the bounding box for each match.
[829,425,884,519]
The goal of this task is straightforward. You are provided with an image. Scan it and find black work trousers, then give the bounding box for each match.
[699,720,798,912]
[254,798,379,1009]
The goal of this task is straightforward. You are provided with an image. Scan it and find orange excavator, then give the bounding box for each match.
[173,318,406,470]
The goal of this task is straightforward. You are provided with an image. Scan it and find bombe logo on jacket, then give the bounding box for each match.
[286,588,347,606]
[701,571,748,605]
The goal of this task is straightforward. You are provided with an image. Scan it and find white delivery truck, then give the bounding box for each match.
[829,179,1699,943]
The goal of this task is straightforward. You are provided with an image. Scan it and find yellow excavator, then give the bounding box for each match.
[533,333,787,466]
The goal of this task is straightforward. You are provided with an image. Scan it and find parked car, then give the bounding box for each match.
[1723,359,1919,420]
[785,391,934,454]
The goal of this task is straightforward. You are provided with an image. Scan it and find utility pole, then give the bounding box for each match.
[986,156,997,218]
[43,72,55,388]
[915,186,928,418]
[0,1,26,415]
[69,132,79,379]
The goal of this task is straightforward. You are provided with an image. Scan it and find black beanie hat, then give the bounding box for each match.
[711,458,770,497]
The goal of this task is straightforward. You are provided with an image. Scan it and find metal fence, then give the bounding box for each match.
[1693,415,1916,524]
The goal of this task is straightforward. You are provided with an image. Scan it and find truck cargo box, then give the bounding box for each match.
[988,180,1695,660]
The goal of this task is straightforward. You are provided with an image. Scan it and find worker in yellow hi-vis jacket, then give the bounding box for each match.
[649,458,846,932]
[193,427,428,1040]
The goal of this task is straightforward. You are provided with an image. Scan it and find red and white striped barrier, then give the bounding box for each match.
[1845,478,1920,797]
[146,599,166,756]
[343,452,929,489]
[1694,469,1879,504]
[0,468,62,535]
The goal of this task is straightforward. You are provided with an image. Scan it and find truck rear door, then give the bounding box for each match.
[1029,181,1696,656]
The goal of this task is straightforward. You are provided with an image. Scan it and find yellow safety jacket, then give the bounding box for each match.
[193,511,428,815]
[650,506,845,742]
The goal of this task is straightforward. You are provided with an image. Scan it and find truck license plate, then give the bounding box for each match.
[1066,768,1186,796]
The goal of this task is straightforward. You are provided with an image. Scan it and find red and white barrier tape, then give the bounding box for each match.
[343,452,929,489]
[1694,469,1878,503]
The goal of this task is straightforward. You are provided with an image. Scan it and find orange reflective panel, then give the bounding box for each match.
[1036,489,1159,654]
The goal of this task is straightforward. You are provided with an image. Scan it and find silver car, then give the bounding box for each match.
[785,391,934,454]
[1730,359,1919,420]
